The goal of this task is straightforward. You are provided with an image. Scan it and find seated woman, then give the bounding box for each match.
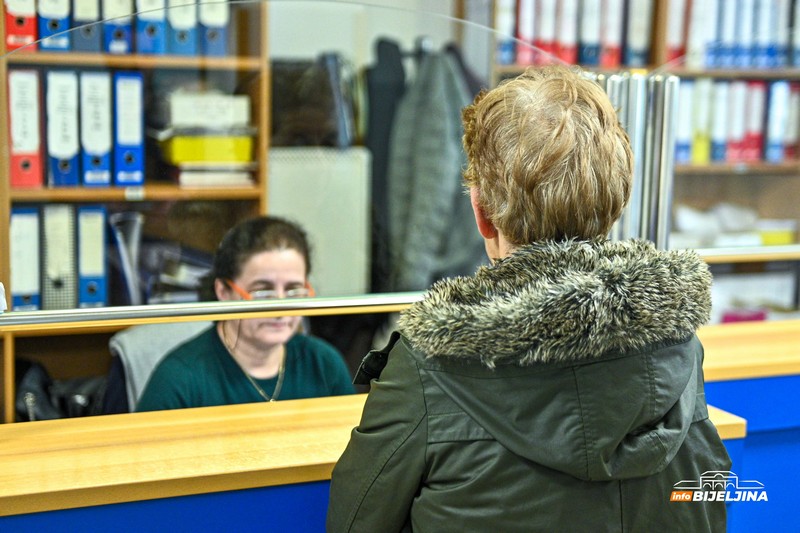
[136,216,355,412]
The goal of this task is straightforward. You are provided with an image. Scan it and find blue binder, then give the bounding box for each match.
[9,207,41,311]
[113,71,145,186]
[166,0,198,56]
[135,0,167,54]
[77,205,109,308]
[198,0,228,56]
[80,71,113,186]
[45,71,81,186]
[38,0,71,51]
[72,0,102,52]
[102,0,134,54]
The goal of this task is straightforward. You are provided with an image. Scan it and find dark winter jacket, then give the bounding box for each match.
[327,239,731,532]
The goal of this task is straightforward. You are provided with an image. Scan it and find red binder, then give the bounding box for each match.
[7,69,43,188]
[4,0,38,52]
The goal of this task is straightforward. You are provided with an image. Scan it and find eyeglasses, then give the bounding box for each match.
[225,279,315,301]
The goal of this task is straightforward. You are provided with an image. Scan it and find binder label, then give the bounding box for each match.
[116,77,143,145]
[74,0,100,19]
[38,0,69,18]
[78,210,105,276]
[137,0,166,21]
[80,73,113,155]
[167,0,197,29]
[46,72,79,161]
[199,2,229,25]
[7,0,35,16]
[103,0,134,21]
[8,71,40,154]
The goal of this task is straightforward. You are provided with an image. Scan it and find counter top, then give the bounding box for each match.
[699,319,800,381]
[0,393,745,517]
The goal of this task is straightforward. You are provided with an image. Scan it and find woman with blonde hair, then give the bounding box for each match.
[328,66,729,532]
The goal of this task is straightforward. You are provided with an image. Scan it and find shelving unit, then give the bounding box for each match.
[489,0,800,266]
[0,3,270,422]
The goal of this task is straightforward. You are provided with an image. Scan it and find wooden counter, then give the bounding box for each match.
[698,318,800,381]
[0,394,366,517]
[0,393,744,518]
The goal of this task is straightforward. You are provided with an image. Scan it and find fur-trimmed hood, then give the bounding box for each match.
[391,239,715,481]
[398,239,712,367]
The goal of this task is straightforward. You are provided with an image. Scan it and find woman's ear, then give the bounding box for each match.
[214,279,231,301]
[470,188,498,239]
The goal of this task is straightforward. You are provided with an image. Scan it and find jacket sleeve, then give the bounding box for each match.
[327,340,427,532]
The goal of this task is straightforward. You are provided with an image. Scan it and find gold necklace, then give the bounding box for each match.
[220,322,286,402]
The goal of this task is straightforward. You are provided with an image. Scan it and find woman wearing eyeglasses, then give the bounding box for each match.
[136,216,355,412]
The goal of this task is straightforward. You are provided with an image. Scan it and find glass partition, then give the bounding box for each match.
[2,0,798,421]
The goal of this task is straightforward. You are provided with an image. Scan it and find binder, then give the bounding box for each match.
[765,81,790,163]
[493,0,516,65]
[727,81,748,162]
[515,0,536,65]
[674,79,693,164]
[685,0,718,68]
[743,81,767,161]
[785,82,800,159]
[9,207,41,311]
[135,0,167,54]
[623,0,654,67]
[690,78,712,165]
[665,0,687,63]
[533,0,556,62]
[38,0,71,51]
[717,0,738,68]
[102,0,134,54]
[710,81,730,162]
[7,69,43,188]
[753,0,776,68]
[599,0,623,68]
[554,0,578,64]
[198,0,229,56]
[80,71,113,186]
[71,0,102,52]
[45,70,80,187]
[113,71,145,186]
[42,204,77,310]
[793,0,800,66]
[735,0,756,68]
[77,205,108,307]
[578,0,601,66]
[166,0,198,56]
[776,0,792,66]
[5,0,38,51]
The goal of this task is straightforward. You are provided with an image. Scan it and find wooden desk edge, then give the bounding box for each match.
[707,405,747,441]
[0,397,747,518]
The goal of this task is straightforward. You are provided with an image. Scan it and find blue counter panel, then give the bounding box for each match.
[705,375,800,433]
[706,374,800,533]
[0,480,331,533]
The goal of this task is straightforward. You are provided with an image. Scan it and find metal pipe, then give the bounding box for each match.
[0,292,425,330]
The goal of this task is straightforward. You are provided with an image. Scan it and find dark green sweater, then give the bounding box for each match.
[136,326,354,412]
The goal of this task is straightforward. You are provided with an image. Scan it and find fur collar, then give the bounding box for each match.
[398,239,712,367]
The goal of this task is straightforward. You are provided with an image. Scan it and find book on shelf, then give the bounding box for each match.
[163,162,256,187]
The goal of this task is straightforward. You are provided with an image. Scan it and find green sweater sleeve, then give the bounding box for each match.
[327,339,427,532]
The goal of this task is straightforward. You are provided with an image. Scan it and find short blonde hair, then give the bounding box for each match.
[462,65,633,245]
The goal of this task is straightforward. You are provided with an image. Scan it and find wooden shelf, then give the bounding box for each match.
[9,184,263,202]
[4,51,262,71]
[675,161,800,176]
[695,245,800,264]
[667,67,800,79]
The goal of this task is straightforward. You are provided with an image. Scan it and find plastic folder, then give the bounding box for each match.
[198,0,229,56]
[80,71,113,186]
[72,0,102,52]
[77,205,108,307]
[114,71,145,185]
[160,135,253,164]
[7,69,43,188]
[103,0,134,54]
[42,204,77,310]
[45,70,80,186]
[5,0,38,51]
[38,0,71,51]
[136,0,167,54]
